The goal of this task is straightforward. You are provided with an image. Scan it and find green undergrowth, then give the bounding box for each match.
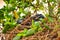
[13,19,49,40]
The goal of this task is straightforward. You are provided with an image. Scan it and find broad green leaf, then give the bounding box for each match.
[25,29,36,36]
[13,36,21,40]
[35,22,40,28]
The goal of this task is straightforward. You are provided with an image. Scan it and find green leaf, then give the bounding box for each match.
[13,29,35,40]
[19,8,24,13]
[48,0,56,2]
[38,27,43,31]
[49,0,53,2]
[31,20,35,28]
[39,3,44,10]
[13,31,25,40]
[13,36,21,40]
[2,21,16,33]
[35,22,40,28]
[22,29,28,36]
[0,13,4,19]
[2,25,10,33]
[25,29,36,36]
[42,0,47,3]
[48,17,53,22]
[44,23,50,30]
[41,19,46,23]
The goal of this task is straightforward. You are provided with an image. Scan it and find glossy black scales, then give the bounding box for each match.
[36,14,44,18]
[17,19,23,24]
[31,14,45,21]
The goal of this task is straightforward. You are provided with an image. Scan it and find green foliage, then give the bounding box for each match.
[48,0,56,2]
[31,20,43,31]
[13,20,42,40]
[13,36,21,40]
[57,8,60,14]
[25,29,36,36]
[0,13,4,19]
[13,33,23,40]
[48,17,54,22]
[13,29,36,40]
[44,23,50,30]
[45,14,54,22]
[13,29,27,40]
[0,0,60,40]
[2,20,16,33]
[41,19,46,23]
[39,3,44,10]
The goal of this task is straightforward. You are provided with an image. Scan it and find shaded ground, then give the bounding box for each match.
[1,15,60,40]
[4,19,60,40]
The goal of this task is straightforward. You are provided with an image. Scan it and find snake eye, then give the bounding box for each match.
[17,19,23,24]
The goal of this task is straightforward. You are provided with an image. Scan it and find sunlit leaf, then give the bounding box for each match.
[13,36,21,40]
[25,29,36,36]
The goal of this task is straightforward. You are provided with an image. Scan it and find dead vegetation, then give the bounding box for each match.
[3,15,60,40]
